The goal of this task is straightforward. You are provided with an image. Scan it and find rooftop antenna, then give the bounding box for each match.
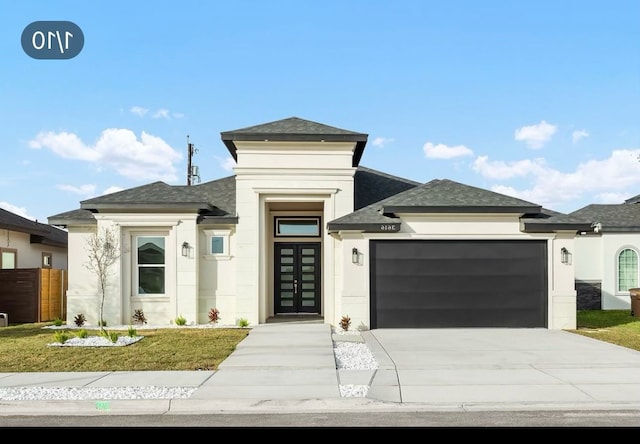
[187,135,200,186]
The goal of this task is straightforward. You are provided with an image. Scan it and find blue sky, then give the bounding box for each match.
[1,1,639,223]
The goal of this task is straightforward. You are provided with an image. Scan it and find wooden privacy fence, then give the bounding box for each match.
[0,268,67,324]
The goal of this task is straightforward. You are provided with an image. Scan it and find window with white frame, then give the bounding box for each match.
[617,248,638,292]
[204,229,231,259]
[42,252,52,268]
[136,236,166,295]
[0,248,16,269]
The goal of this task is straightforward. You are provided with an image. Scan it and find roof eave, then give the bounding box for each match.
[383,205,542,214]
[522,222,594,233]
[30,234,67,248]
[600,227,640,232]
[80,203,213,212]
[198,216,239,225]
[48,217,96,227]
[0,223,50,236]
[221,134,367,167]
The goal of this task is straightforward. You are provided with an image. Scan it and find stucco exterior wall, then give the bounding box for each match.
[573,234,603,281]
[601,233,638,309]
[65,214,201,327]
[550,233,578,329]
[0,228,67,269]
[65,225,100,326]
[574,233,640,310]
[199,226,236,325]
[573,234,604,310]
[232,140,358,325]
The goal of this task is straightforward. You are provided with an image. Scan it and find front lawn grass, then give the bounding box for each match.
[0,323,249,372]
[0,311,638,373]
[570,310,640,352]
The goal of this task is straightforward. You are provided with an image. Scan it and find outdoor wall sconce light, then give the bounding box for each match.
[182,242,190,257]
[352,247,359,264]
[561,247,572,265]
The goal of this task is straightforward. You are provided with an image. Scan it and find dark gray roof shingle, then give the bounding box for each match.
[50,176,238,227]
[1,208,67,247]
[354,167,420,209]
[328,179,588,233]
[570,203,640,232]
[48,208,96,226]
[379,179,542,214]
[520,208,594,232]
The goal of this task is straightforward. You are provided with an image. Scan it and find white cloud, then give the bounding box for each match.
[29,129,182,182]
[594,191,628,204]
[102,186,124,195]
[57,184,97,196]
[130,106,183,119]
[472,156,548,180]
[372,137,394,148]
[153,109,170,119]
[477,149,640,212]
[29,131,99,161]
[514,120,557,149]
[0,202,36,221]
[219,156,236,172]
[130,106,149,117]
[423,142,474,159]
[572,130,589,144]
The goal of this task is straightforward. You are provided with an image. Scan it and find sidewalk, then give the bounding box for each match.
[1,323,640,416]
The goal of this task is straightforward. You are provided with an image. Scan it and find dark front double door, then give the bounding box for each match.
[274,243,320,314]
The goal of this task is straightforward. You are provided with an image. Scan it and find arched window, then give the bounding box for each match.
[617,248,638,292]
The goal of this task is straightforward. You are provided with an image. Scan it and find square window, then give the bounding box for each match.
[1,249,16,269]
[204,229,232,260]
[211,236,224,254]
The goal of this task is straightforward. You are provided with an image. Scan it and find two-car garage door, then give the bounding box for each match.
[370,240,548,328]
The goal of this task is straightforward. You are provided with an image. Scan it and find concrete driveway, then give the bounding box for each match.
[362,328,640,410]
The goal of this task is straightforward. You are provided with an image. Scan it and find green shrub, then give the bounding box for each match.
[127,325,137,337]
[53,318,64,327]
[76,329,88,339]
[237,318,249,328]
[175,315,187,326]
[100,329,118,343]
[53,330,70,344]
[73,313,86,327]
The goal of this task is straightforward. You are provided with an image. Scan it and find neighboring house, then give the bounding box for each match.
[570,196,640,311]
[48,117,592,330]
[0,208,68,270]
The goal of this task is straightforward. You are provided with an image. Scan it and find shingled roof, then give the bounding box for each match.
[328,179,590,233]
[0,208,67,248]
[221,117,369,167]
[353,166,420,209]
[49,175,238,226]
[570,202,640,232]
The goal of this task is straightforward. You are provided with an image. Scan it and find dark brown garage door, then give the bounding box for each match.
[370,240,547,328]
